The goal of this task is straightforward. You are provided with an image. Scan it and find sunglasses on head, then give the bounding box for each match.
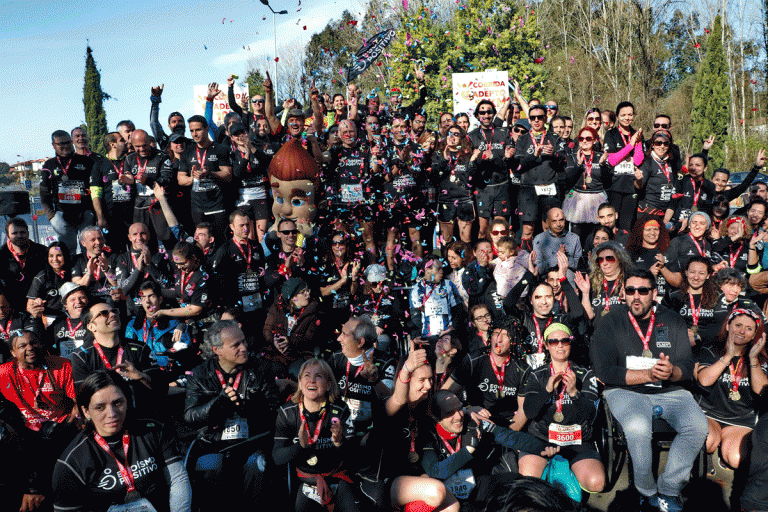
[280,229,299,235]
[578,136,594,142]
[94,307,119,320]
[653,123,670,129]
[625,286,653,296]
[491,229,508,236]
[547,337,572,346]
[529,114,545,121]
[653,140,670,147]
[596,254,616,264]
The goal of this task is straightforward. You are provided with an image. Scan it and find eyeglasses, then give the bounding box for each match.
[545,105,558,110]
[625,286,653,296]
[252,99,264,103]
[653,123,670,129]
[491,229,508,236]
[447,131,462,137]
[473,313,492,322]
[477,110,494,115]
[578,136,594,142]
[93,308,119,320]
[596,255,616,264]
[653,141,670,147]
[279,229,299,235]
[547,337,572,346]
[587,116,601,122]
[513,128,528,134]
[529,115,545,121]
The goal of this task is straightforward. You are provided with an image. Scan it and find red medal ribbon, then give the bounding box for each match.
[56,156,72,178]
[688,293,701,327]
[550,362,572,415]
[93,343,124,370]
[235,240,252,270]
[195,147,209,170]
[582,151,593,190]
[299,406,327,446]
[729,357,744,396]
[66,318,82,339]
[619,128,632,147]
[688,234,706,257]
[344,360,364,396]
[180,271,193,302]
[7,240,26,272]
[602,279,619,313]
[135,157,148,182]
[690,178,702,206]
[730,242,744,268]
[0,319,12,337]
[93,432,136,493]
[112,159,125,179]
[533,316,552,353]
[628,307,656,353]
[215,368,243,392]
[489,354,510,394]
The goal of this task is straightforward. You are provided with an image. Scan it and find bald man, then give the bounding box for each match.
[125,129,176,247]
[532,207,581,273]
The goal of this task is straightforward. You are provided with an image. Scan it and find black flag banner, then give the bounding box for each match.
[346,28,397,83]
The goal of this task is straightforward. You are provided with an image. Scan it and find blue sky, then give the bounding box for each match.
[0,0,358,164]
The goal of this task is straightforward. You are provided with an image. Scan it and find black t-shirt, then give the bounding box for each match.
[112,250,175,315]
[431,152,475,201]
[564,151,610,193]
[52,419,181,512]
[468,126,515,185]
[636,155,680,212]
[70,340,153,387]
[711,237,749,274]
[679,177,716,219]
[49,314,88,360]
[40,154,95,224]
[178,142,232,213]
[210,239,268,311]
[696,347,766,427]
[327,142,375,205]
[514,130,566,186]
[630,247,668,298]
[664,235,711,273]
[450,352,530,424]
[231,145,269,200]
[603,127,638,193]
[124,150,174,209]
[27,267,71,313]
[92,156,135,215]
[0,242,48,312]
[71,253,116,302]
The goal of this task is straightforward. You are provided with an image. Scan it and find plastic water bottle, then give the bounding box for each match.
[652,405,663,419]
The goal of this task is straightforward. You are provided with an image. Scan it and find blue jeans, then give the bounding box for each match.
[604,388,708,497]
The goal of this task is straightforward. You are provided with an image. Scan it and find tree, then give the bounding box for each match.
[691,15,730,170]
[83,46,110,155]
[303,10,364,94]
[243,65,266,99]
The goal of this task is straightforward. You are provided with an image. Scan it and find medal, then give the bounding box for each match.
[62,175,69,182]
[642,349,653,358]
[730,390,741,401]
[371,314,379,325]
[408,451,419,463]
[691,325,698,335]
[585,176,592,184]
[691,206,698,213]
[629,308,657,360]
[728,358,744,403]
[125,490,141,502]
[553,411,564,423]
[307,455,318,466]
[450,175,457,183]
[601,310,609,317]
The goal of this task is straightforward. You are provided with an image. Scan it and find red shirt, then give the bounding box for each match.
[0,355,76,431]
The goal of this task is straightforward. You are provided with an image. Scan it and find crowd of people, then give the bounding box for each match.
[1,68,768,512]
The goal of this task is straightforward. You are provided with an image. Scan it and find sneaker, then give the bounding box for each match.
[638,493,659,510]
[657,494,683,512]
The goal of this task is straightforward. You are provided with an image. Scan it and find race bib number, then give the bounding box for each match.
[332,290,350,309]
[221,415,249,440]
[135,183,153,197]
[424,298,449,317]
[614,160,634,176]
[534,184,557,196]
[660,184,675,202]
[59,339,77,360]
[345,397,372,422]
[58,182,83,204]
[341,183,364,203]
[112,181,131,202]
[626,355,658,370]
[107,497,158,512]
[526,352,546,370]
[242,293,262,312]
[548,423,582,446]
[238,273,261,294]
[239,186,267,203]
[192,179,217,192]
[444,468,476,500]
[302,483,337,505]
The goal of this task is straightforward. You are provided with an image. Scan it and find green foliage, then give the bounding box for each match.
[243,68,266,99]
[0,162,15,186]
[659,10,703,94]
[303,10,364,94]
[691,15,730,170]
[385,0,545,125]
[82,46,109,155]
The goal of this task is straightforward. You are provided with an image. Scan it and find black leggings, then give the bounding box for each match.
[609,191,637,231]
[295,478,360,512]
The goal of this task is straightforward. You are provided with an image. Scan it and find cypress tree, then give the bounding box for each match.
[690,15,729,170]
[83,46,109,155]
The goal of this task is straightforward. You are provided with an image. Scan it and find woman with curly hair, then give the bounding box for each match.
[433,125,477,244]
[695,308,768,468]
[573,241,633,323]
[662,256,718,349]
[627,217,671,296]
[712,216,752,274]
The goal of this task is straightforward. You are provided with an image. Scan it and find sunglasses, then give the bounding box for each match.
[545,105,558,110]
[529,115,545,121]
[653,123,670,129]
[513,127,528,134]
[491,229,508,236]
[252,99,264,103]
[625,286,653,296]
[279,229,299,235]
[587,116,601,122]
[547,337,572,346]
[332,241,346,246]
[477,110,494,115]
[578,136,594,142]
[93,307,120,320]
[447,131,462,137]
[653,141,670,147]
[596,255,616,264]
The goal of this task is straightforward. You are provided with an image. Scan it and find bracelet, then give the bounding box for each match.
[398,370,411,383]
[558,276,567,283]
[403,362,411,374]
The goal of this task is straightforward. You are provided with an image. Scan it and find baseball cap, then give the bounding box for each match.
[433,390,463,419]
[282,278,308,301]
[168,133,188,144]
[229,123,247,135]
